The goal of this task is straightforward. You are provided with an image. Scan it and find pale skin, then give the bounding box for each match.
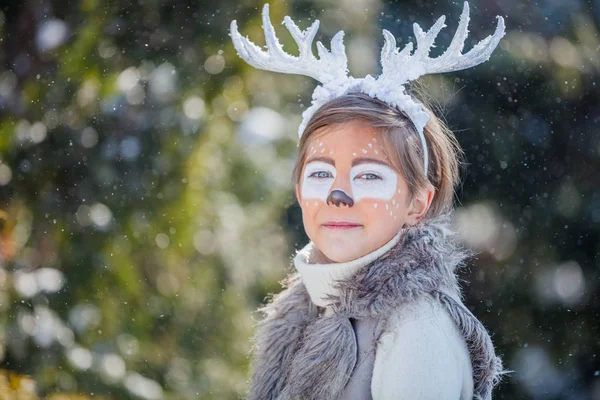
[295,120,435,263]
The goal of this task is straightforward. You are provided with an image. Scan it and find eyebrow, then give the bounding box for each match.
[306,156,392,168]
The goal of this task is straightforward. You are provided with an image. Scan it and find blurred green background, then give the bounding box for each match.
[0,0,598,398]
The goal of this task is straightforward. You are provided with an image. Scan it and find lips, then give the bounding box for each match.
[322,221,362,230]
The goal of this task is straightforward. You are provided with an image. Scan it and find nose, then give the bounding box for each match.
[327,189,354,207]
[327,173,354,207]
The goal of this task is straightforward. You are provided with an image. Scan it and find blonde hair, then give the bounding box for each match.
[291,90,465,220]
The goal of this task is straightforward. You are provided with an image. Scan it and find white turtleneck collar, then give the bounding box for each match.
[293,229,406,308]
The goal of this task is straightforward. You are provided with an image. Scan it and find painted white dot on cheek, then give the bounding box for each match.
[374,150,378,155]
[329,151,333,155]
[368,143,372,148]
[314,201,318,206]
[390,211,393,216]
[392,199,395,205]
[362,149,367,154]
[320,148,325,153]
[353,152,357,157]
[385,204,389,210]
[374,203,378,208]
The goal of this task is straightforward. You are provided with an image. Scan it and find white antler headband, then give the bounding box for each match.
[230,2,506,176]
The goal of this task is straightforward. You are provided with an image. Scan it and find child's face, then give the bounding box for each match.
[295,120,432,263]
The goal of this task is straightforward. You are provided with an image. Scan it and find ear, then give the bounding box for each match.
[406,188,434,225]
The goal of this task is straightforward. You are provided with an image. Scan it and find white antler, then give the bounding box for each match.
[380,1,505,83]
[229,4,349,85]
[229,2,506,175]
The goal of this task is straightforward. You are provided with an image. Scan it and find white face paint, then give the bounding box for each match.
[301,161,397,203]
[301,161,335,201]
[350,163,397,201]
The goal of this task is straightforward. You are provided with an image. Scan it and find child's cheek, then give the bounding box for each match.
[360,187,403,221]
[388,189,404,220]
[361,200,395,222]
[301,180,332,203]
[303,200,322,208]
[301,200,322,229]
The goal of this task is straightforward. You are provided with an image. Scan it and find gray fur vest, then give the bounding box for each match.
[246,214,506,399]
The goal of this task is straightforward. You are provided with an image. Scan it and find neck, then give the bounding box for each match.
[293,229,406,307]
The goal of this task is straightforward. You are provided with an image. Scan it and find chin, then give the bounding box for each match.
[321,246,364,263]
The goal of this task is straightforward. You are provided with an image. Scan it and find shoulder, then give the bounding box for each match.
[371,296,473,399]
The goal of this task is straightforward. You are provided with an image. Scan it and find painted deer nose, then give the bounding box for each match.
[326,189,354,207]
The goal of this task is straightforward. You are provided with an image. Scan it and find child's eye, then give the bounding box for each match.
[356,173,382,181]
[308,171,332,179]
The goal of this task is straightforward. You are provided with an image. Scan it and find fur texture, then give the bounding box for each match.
[246,213,507,400]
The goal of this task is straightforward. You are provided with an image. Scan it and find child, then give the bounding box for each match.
[230,2,508,399]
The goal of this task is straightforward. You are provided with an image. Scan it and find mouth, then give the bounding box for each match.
[321,221,363,230]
